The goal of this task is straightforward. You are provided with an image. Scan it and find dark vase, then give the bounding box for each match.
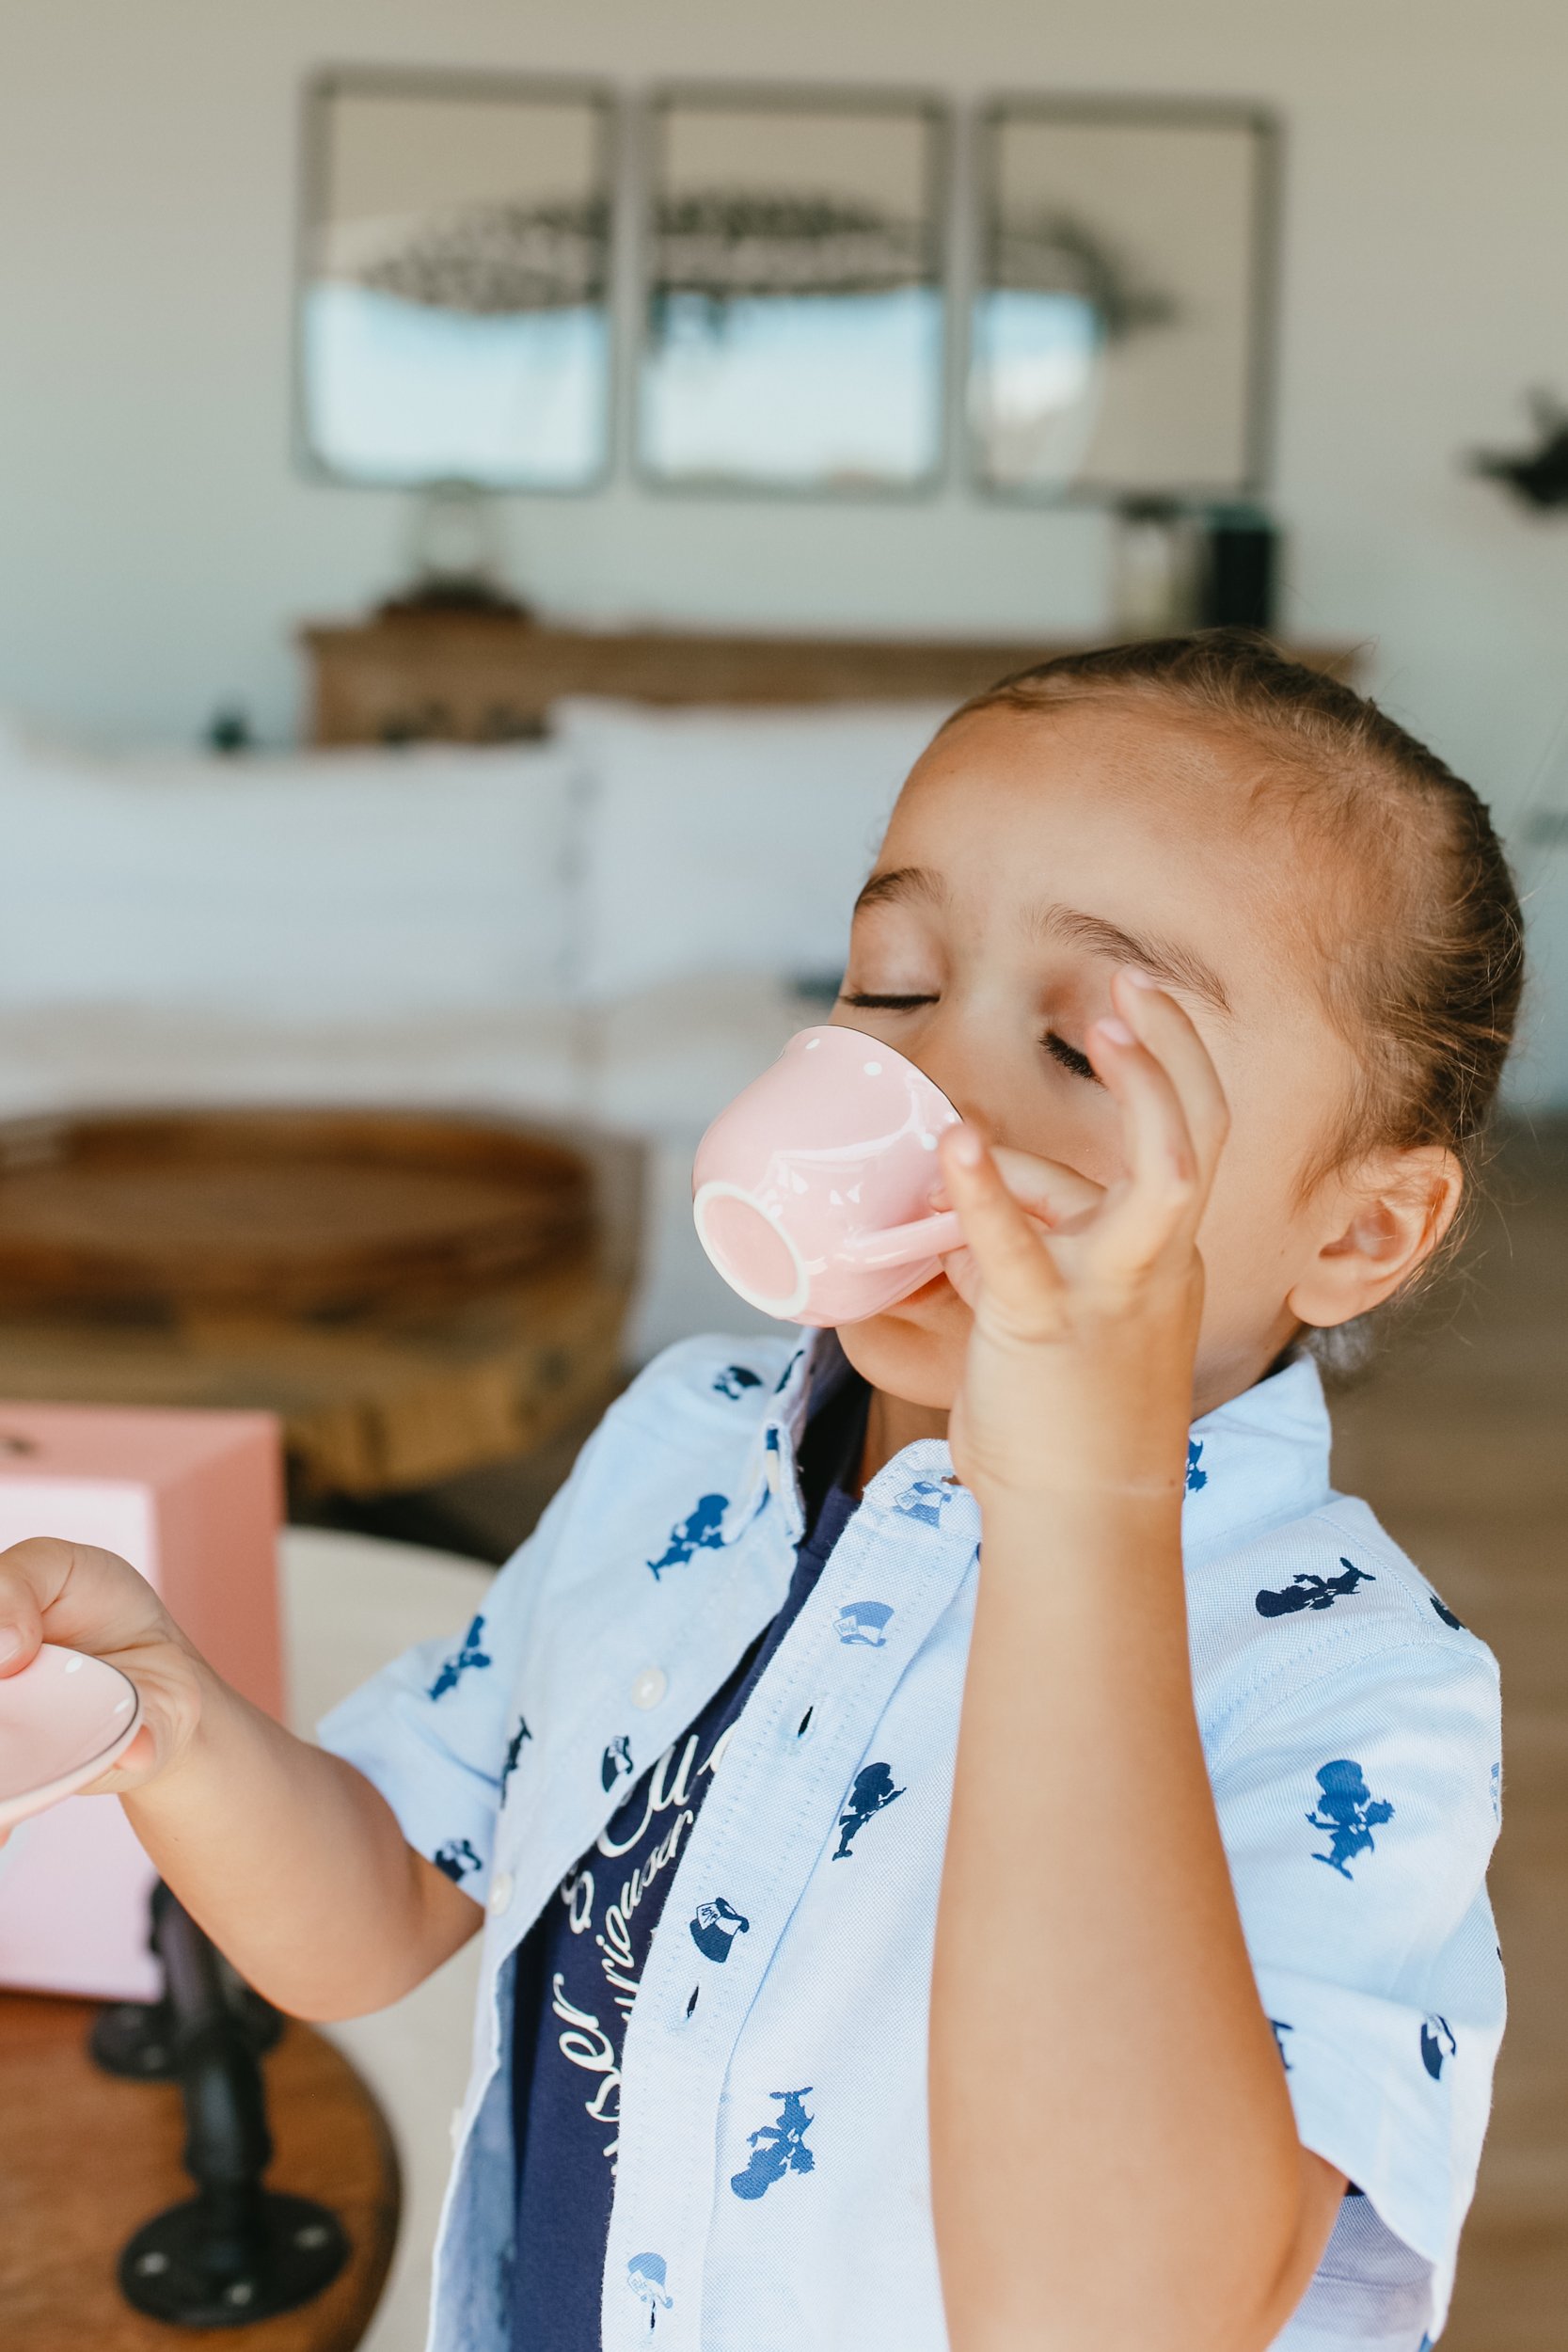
[1199,505,1278,632]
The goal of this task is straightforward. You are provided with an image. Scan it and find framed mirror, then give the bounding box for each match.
[299,70,614,490]
[638,86,947,494]
[970,101,1277,501]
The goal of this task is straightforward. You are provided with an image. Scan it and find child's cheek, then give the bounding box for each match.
[835,1282,970,1412]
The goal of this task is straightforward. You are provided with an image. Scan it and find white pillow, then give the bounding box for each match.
[0,740,579,1022]
[554,697,956,1002]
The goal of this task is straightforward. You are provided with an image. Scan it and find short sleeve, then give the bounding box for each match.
[316,1472,579,1905]
[313,1333,779,1910]
[1213,1635,1503,2340]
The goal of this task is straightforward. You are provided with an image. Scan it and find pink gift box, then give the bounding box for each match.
[0,1402,283,2000]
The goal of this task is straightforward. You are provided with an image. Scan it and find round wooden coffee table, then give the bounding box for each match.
[0,1110,641,1499]
[0,1994,398,2352]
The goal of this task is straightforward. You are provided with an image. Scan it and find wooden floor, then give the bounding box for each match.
[1329,1120,1568,2349]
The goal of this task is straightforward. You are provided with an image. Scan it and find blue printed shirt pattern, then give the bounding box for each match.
[319,1336,1503,2352]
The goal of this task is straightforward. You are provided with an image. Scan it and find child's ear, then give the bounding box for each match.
[1288,1145,1464,1332]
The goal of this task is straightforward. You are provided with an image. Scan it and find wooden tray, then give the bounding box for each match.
[0,1110,593,1316]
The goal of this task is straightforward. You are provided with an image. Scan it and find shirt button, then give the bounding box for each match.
[632,1665,668,1710]
[488,1871,514,1916]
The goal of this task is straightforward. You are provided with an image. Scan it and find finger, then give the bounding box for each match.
[938,1124,1064,1322]
[1114,970,1230,1186]
[936,1151,1102,1310]
[0,1538,74,1678]
[929,1148,1104,1230]
[985,1147,1105,1231]
[1082,1017,1207,1273]
[77,1720,160,1797]
[1,1537,164,1661]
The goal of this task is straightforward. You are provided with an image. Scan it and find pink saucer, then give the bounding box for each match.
[0,1644,143,1831]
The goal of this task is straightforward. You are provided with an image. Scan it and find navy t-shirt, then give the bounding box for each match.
[510,1370,869,2350]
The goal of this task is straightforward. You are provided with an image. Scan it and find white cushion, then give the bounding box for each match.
[553,697,955,1000]
[0,739,579,1021]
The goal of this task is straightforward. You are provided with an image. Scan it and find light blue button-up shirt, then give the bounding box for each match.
[321,1333,1502,2352]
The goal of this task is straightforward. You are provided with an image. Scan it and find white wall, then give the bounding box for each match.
[2,0,1567,1089]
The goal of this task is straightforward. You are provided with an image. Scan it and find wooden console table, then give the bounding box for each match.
[300,612,1361,747]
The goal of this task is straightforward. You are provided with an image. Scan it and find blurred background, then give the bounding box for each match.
[0,5,1562,2349]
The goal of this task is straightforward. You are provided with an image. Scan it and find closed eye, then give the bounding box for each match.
[839,991,937,1011]
[1044,1030,1102,1085]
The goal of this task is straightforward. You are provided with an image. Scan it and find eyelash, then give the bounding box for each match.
[838,993,1102,1086]
[1044,1032,1100,1084]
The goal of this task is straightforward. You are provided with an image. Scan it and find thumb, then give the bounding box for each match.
[0,1586,44,1681]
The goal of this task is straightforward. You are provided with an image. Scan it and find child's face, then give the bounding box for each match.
[831,699,1373,1415]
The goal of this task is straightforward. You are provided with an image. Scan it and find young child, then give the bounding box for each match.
[0,634,1521,2352]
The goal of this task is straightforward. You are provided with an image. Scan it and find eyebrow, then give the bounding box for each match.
[853,866,947,917]
[852,866,1233,1017]
[1032,905,1233,1016]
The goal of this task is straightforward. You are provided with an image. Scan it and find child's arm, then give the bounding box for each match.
[928,976,1343,2352]
[0,1538,479,2017]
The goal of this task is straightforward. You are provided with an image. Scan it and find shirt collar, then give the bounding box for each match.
[724,1330,845,1546]
[728,1332,1332,1561]
[1180,1351,1334,1558]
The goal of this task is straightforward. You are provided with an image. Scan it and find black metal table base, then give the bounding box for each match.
[120,2189,349,2328]
[90,1883,351,2328]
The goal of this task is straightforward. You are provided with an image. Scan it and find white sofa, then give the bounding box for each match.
[0,697,955,1358]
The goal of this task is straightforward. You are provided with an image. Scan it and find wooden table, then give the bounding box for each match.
[0,1994,398,2352]
[0,1254,631,1501]
[0,1113,642,1501]
[300,611,1363,746]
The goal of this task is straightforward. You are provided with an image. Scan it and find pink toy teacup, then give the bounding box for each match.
[692,1025,966,1326]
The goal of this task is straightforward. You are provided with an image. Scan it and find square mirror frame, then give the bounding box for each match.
[295,66,619,494]
[969,96,1281,505]
[635,81,952,501]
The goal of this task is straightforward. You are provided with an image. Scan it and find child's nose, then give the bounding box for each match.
[895,1008,1030,1152]
[914,1049,1010,1147]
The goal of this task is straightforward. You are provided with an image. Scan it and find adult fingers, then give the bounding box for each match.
[937,1124,1064,1327]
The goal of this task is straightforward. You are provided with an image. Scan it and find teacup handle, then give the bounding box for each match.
[838,1209,965,1271]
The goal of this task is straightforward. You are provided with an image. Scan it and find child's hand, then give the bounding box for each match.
[0,1539,205,1837]
[934,1143,1105,1287]
[937,969,1228,1506]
